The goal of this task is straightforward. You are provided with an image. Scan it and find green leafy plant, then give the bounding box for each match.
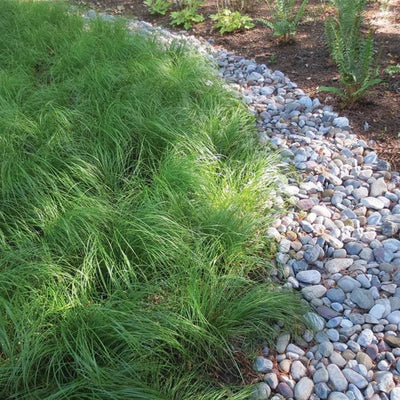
[259,0,308,43]
[385,64,400,76]
[170,6,204,29]
[144,0,171,15]
[211,9,255,33]
[320,0,381,105]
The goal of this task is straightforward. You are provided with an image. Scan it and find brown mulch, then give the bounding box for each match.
[71,0,400,170]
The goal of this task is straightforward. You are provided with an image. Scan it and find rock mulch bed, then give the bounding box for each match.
[86,10,400,400]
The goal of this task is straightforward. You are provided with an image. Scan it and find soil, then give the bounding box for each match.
[71,0,400,170]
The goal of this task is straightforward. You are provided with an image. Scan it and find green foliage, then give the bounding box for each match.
[321,0,381,105]
[385,64,400,76]
[210,9,255,33]
[0,0,307,398]
[170,6,204,29]
[144,0,172,15]
[259,0,308,43]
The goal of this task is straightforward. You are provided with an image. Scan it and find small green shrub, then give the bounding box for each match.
[259,0,308,43]
[144,0,172,15]
[170,6,204,29]
[211,9,255,33]
[320,0,381,105]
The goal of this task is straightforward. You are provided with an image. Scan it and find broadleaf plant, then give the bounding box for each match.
[210,9,255,34]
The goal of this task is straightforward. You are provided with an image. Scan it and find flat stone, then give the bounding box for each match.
[350,288,374,310]
[338,276,361,293]
[361,197,385,210]
[298,198,316,210]
[325,258,353,274]
[296,270,321,284]
[384,334,400,348]
[356,352,374,369]
[294,377,314,400]
[312,205,332,218]
[369,304,386,320]
[302,285,327,301]
[327,364,348,391]
[287,343,305,356]
[373,247,394,263]
[342,368,368,389]
[370,177,387,197]
[317,305,340,320]
[327,287,346,303]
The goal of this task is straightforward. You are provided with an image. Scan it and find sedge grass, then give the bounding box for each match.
[0,1,308,398]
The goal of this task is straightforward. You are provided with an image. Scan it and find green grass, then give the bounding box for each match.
[0,1,307,398]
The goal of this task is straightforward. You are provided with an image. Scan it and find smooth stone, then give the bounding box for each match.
[325,258,353,274]
[373,247,394,263]
[327,288,346,303]
[384,334,400,348]
[296,270,322,284]
[291,360,307,381]
[338,276,361,293]
[356,352,374,369]
[350,288,374,310]
[342,368,368,389]
[313,366,329,384]
[327,364,348,391]
[387,310,400,324]
[348,384,364,400]
[329,352,347,368]
[264,373,278,390]
[302,285,327,301]
[294,377,314,400]
[276,333,290,353]
[318,341,334,357]
[328,392,350,400]
[317,305,341,320]
[277,382,294,398]
[253,356,273,373]
[287,343,305,356]
[252,382,271,400]
[305,312,325,331]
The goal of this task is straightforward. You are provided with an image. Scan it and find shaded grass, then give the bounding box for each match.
[0,1,307,398]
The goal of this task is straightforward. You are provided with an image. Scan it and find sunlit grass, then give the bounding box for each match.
[0,1,307,398]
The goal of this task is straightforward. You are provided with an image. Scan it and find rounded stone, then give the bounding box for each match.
[253,356,273,373]
[252,382,271,400]
[294,377,314,400]
[342,368,368,389]
[277,382,294,398]
[291,360,307,381]
[296,270,322,284]
[327,364,348,391]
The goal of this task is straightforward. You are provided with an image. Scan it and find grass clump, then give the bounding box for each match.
[0,1,307,398]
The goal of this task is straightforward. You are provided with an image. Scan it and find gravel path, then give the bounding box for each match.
[87,11,400,400]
